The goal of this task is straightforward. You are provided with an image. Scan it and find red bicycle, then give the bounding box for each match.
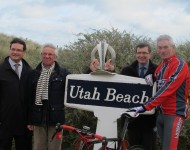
[52,112,144,150]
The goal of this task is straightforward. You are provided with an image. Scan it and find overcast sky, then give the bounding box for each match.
[1,0,190,46]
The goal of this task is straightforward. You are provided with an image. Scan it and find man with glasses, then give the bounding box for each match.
[0,38,32,150]
[130,35,190,150]
[121,43,157,150]
[27,44,70,150]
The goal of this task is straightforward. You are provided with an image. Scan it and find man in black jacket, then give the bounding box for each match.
[0,38,32,150]
[27,44,70,150]
[121,43,157,150]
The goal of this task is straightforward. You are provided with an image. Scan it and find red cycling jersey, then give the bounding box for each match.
[145,54,189,118]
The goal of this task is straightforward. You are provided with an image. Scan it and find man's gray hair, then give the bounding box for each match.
[156,35,175,46]
[42,43,58,56]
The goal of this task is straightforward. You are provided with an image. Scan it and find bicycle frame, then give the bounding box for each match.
[53,124,128,150]
[53,112,144,150]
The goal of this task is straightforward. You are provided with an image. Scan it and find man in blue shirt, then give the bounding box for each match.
[121,43,157,150]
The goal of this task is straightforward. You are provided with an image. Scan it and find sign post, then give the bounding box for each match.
[65,74,156,148]
[64,41,155,149]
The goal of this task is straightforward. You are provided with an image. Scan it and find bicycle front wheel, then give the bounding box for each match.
[76,140,115,150]
[75,139,94,150]
[128,145,144,150]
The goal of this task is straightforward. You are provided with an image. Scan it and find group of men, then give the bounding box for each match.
[0,39,69,150]
[90,35,189,150]
[0,34,189,150]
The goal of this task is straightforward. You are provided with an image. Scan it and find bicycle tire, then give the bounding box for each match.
[128,145,144,150]
[75,139,94,150]
[75,137,128,150]
[87,138,124,150]
[78,144,94,150]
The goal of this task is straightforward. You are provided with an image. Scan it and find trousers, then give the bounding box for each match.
[33,125,62,150]
[157,114,184,150]
[0,129,32,150]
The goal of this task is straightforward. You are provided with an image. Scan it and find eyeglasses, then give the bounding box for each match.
[41,53,55,57]
[136,52,150,55]
[157,46,170,50]
[10,48,24,53]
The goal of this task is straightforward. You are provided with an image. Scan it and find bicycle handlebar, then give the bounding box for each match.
[61,125,104,140]
[121,110,139,118]
[51,123,104,141]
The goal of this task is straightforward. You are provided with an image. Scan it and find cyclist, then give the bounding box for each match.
[130,35,190,150]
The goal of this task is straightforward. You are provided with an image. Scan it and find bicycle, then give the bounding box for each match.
[52,111,144,150]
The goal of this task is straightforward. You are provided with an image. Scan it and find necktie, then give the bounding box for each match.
[14,64,20,77]
[139,67,145,78]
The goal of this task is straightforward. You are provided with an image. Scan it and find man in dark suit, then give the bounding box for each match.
[121,43,157,150]
[0,38,32,150]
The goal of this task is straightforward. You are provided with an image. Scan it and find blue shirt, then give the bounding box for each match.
[138,63,149,77]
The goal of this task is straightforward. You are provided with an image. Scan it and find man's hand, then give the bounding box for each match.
[90,59,115,72]
[145,74,153,86]
[27,125,33,131]
[90,59,100,72]
[128,106,146,116]
[105,59,115,72]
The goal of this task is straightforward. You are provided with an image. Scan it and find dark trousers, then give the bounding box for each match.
[127,127,157,150]
[0,131,32,150]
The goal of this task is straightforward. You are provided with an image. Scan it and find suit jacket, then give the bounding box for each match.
[121,60,157,130]
[0,56,31,138]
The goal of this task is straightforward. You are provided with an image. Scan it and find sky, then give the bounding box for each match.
[1,0,190,47]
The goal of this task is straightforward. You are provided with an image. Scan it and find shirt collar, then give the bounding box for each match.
[138,62,149,70]
[8,57,22,69]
